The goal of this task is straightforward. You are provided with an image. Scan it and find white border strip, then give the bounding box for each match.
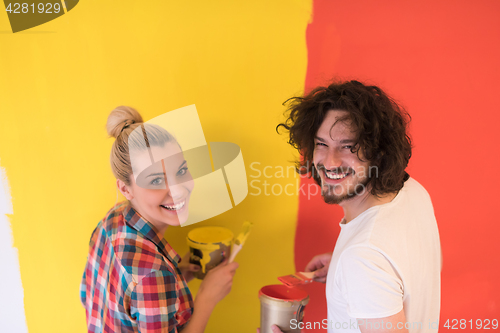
[0,163,28,332]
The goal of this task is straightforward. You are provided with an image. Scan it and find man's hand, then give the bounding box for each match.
[178,252,200,283]
[305,252,332,283]
[256,325,284,333]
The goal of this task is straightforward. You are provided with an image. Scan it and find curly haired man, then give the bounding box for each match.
[276,80,441,333]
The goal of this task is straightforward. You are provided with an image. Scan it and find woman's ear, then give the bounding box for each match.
[117,179,134,200]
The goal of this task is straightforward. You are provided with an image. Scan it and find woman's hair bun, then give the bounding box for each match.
[106,106,144,138]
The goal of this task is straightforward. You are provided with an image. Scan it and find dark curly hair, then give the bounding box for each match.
[276,80,412,197]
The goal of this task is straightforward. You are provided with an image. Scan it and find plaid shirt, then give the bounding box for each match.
[80,201,194,333]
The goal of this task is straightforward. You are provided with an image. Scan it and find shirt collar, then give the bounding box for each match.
[122,202,181,267]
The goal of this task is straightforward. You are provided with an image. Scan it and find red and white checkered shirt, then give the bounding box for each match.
[80,201,194,332]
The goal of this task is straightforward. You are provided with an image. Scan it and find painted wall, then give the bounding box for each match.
[1,1,499,333]
[0,1,310,332]
[295,0,500,330]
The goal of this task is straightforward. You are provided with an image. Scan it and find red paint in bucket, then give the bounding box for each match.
[259,284,308,302]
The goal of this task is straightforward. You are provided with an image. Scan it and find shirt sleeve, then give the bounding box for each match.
[79,269,87,308]
[130,269,180,333]
[338,245,404,318]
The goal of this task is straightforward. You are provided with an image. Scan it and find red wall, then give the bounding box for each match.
[295,0,500,330]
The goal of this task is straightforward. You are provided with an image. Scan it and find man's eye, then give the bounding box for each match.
[343,145,352,150]
[177,167,188,176]
[150,177,164,186]
[315,142,327,147]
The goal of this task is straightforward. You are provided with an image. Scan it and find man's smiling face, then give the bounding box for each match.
[313,110,371,205]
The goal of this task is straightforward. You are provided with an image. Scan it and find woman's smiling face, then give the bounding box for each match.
[120,142,194,234]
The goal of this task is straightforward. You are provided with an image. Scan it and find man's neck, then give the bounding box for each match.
[340,190,398,224]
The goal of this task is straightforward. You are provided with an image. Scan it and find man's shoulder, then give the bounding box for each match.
[403,177,432,200]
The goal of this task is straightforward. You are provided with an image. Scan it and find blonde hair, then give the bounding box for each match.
[106,106,175,185]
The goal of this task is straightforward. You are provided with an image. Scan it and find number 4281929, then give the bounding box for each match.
[5,3,62,14]
[444,319,498,330]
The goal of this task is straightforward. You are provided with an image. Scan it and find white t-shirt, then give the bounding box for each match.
[326,178,441,333]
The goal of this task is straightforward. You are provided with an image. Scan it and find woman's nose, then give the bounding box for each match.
[167,182,186,199]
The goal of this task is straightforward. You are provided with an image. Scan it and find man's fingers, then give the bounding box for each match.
[305,261,321,272]
[312,276,327,283]
[305,254,329,272]
[313,267,328,277]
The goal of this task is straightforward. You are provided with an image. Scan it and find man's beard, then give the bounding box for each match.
[320,176,370,205]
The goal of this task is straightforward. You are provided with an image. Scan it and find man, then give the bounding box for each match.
[276,80,441,333]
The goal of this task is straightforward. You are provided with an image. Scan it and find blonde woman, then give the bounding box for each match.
[80,106,238,332]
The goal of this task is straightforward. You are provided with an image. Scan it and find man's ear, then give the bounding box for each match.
[117,179,134,200]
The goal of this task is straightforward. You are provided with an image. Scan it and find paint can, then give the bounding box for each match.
[259,284,309,333]
[186,226,233,279]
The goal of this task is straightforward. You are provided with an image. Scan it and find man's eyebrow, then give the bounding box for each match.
[315,136,356,144]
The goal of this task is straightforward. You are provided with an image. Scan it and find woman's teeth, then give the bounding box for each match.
[161,201,185,211]
[325,171,349,180]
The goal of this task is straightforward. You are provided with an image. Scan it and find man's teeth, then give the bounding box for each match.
[161,201,185,211]
[325,171,349,180]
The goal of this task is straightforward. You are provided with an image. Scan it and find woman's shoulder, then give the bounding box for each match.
[96,202,176,277]
[115,234,176,278]
[85,201,129,247]
[103,201,129,221]
[97,201,129,233]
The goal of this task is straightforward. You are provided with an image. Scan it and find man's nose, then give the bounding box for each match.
[323,149,343,170]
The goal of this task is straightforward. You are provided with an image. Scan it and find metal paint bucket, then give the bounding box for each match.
[259,285,309,333]
[186,226,233,279]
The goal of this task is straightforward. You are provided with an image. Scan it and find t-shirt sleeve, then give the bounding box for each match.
[130,270,180,333]
[338,246,403,318]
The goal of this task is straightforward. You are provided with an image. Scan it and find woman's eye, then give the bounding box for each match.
[177,167,188,176]
[315,142,327,147]
[150,177,164,186]
[343,145,352,150]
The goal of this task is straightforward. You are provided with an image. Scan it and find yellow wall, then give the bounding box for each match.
[0,1,310,332]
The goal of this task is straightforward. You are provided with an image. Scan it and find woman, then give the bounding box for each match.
[80,106,238,333]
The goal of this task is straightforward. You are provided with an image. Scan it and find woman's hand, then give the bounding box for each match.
[304,252,333,283]
[179,260,239,333]
[178,252,200,283]
[196,259,239,307]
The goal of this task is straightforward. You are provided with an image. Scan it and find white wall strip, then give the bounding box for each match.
[0,163,28,333]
